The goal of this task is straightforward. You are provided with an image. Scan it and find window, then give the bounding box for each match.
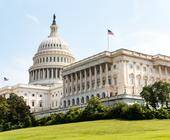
[144,78,148,86]
[32,94,35,97]
[129,64,133,69]
[113,77,117,85]
[136,65,140,70]
[137,76,141,86]
[129,74,134,85]
[143,67,147,72]
[72,99,75,105]
[113,65,116,69]
[56,101,57,106]
[39,94,42,97]
[81,97,84,104]
[39,101,42,107]
[32,101,34,107]
[102,92,106,98]
[108,76,112,85]
[86,96,89,102]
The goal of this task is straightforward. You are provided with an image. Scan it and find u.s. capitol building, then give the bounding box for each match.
[1,15,170,116]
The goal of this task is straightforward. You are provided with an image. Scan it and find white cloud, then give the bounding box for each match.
[26,14,40,25]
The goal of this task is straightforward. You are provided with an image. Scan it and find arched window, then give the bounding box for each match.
[97,93,100,98]
[68,100,71,106]
[76,98,80,105]
[144,77,148,86]
[129,73,134,85]
[86,96,89,102]
[136,75,141,86]
[113,77,117,85]
[110,92,113,97]
[64,100,66,108]
[102,92,106,98]
[72,99,75,106]
[81,97,84,104]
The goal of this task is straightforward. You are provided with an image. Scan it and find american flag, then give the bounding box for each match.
[4,77,9,81]
[107,29,114,35]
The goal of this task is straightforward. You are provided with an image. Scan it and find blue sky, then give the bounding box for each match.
[0,0,170,86]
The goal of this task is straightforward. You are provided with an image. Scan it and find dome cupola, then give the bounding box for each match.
[28,14,75,86]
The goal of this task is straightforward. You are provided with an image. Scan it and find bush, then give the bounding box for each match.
[107,102,128,119]
[154,108,170,119]
[123,104,145,120]
[81,97,107,121]
[64,108,82,123]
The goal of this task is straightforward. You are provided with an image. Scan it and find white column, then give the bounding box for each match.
[47,68,49,79]
[75,72,78,93]
[123,61,128,86]
[51,68,53,79]
[71,74,73,95]
[32,70,35,81]
[105,63,109,86]
[100,64,102,88]
[80,71,82,92]
[35,70,37,80]
[38,69,40,80]
[94,66,97,89]
[42,69,45,79]
[133,62,136,87]
[84,69,87,91]
[89,67,92,90]
[66,75,69,96]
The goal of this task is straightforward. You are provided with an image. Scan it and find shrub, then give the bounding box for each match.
[107,102,128,119]
[64,108,82,123]
[123,104,145,120]
[154,108,170,119]
[81,97,107,121]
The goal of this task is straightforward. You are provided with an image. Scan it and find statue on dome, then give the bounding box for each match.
[52,14,56,25]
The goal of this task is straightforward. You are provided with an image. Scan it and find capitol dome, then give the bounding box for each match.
[29,14,75,86]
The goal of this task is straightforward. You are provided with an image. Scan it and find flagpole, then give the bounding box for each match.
[107,32,109,51]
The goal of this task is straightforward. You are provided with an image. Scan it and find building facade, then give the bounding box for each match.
[62,49,170,108]
[0,15,170,115]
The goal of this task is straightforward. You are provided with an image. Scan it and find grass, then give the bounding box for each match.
[1,119,170,140]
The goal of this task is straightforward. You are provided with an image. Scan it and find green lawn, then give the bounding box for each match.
[1,119,170,140]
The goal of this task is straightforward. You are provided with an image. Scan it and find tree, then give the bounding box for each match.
[82,97,107,120]
[140,81,170,109]
[6,93,33,128]
[0,96,9,127]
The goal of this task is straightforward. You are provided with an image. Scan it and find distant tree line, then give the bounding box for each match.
[1,81,170,132]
